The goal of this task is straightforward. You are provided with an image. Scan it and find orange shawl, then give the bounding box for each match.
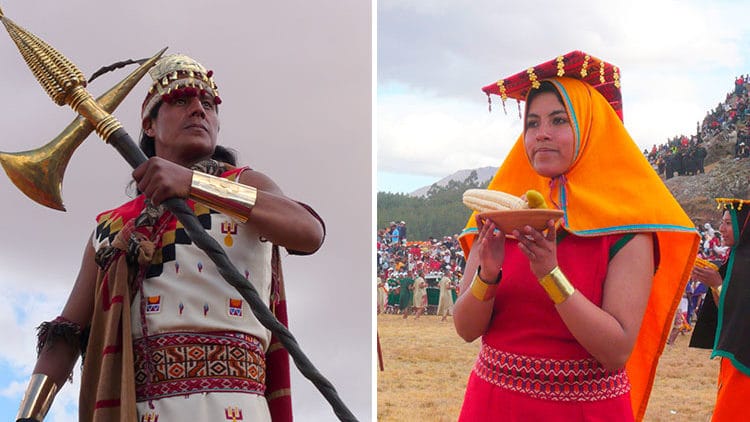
[459,77,699,421]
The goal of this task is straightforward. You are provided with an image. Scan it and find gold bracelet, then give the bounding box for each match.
[711,285,723,296]
[189,171,258,223]
[470,268,501,302]
[16,373,58,422]
[538,266,575,304]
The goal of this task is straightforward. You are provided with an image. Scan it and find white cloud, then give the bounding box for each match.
[378,0,750,184]
[378,88,522,176]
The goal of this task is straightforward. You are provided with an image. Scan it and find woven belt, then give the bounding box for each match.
[473,341,630,402]
[134,331,266,401]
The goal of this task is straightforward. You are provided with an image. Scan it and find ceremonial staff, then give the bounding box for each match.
[0,7,356,421]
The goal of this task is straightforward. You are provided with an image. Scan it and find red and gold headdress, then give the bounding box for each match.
[141,54,221,118]
[716,197,750,247]
[716,197,750,211]
[482,50,623,121]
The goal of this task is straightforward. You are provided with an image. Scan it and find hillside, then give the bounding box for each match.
[666,155,749,226]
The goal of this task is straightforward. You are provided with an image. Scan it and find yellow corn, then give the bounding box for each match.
[463,189,528,213]
[694,257,719,271]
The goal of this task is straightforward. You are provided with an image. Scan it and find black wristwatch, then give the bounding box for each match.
[477,265,502,285]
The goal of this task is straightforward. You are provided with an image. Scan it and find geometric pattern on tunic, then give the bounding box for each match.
[134,331,266,402]
[94,201,215,279]
[145,208,213,279]
[473,340,631,402]
[140,412,159,422]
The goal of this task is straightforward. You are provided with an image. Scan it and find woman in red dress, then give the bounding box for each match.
[454,52,699,421]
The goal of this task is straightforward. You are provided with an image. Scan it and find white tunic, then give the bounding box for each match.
[93,201,273,421]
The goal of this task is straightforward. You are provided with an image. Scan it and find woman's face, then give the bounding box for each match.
[718,210,735,247]
[143,92,219,166]
[523,91,576,178]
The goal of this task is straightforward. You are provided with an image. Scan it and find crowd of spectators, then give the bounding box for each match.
[698,221,729,262]
[645,139,708,179]
[644,74,750,180]
[377,222,464,281]
[377,222,465,315]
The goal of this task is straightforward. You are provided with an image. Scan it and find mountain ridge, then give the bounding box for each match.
[409,166,497,197]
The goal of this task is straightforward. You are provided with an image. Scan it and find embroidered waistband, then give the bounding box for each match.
[134,331,266,402]
[473,341,630,402]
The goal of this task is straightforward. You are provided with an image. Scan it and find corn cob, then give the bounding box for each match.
[694,257,719,271]
[463,189,528,213]
[525,189,548,209]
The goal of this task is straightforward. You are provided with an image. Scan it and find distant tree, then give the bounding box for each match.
[378,173,490,240]
[465,170,478,186]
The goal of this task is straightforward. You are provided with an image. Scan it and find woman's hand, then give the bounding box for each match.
[512,219,557,279]
[475,215,505,280]
[452,216,505,342]
[691,265,723,288]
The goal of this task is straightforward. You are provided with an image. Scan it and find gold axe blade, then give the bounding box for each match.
[0,39,165,210]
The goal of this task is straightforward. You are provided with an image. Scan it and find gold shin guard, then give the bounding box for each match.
[189,171,257,223]
[539,266,576,304]
[16,374,58,422]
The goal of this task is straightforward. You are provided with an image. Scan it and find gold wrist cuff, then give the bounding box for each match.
[470,272,499,302]
[711,285,723,296]
[190,171,257,223]
[16,374,58,422]
[539,266,575,304]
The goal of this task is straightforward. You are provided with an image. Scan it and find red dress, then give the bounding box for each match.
[459,233,634,421]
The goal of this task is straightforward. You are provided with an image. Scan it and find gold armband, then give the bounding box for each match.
[16,374,58,422]
[470,267,501,302]
[190,171,257,223]
[539,266,575,304]
[711,285,723,297]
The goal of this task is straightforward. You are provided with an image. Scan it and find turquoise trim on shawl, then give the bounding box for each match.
[570,224,698,236]
[460,219,697,239]
[560,179,569,225]
[460,227,479,237]
[711,350,750,375]
[557,174,695,236]
[550,80,581,159]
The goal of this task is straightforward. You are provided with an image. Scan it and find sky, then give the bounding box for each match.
[0,1,371,421]
[377,0,750,194]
